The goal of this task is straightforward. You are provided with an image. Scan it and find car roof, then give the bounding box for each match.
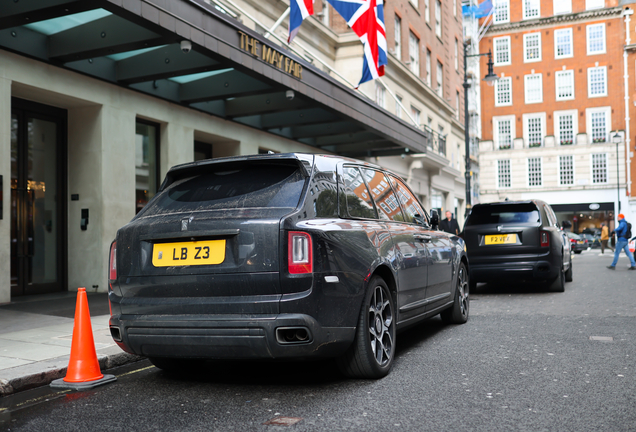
[472,200,547,208]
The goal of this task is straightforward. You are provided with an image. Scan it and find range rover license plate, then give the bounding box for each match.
[484,234,517,245]
[152,240,226,267]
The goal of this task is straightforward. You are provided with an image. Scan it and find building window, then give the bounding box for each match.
[523,33,541,62]
[523,0,540,19]
[586,0,604,10]
[497,159,511,188]
[528,157,542,187]
[559,155,574,185]
[524,73,543,104]
[591,153,608,184]
[375,83,386,108]
[494,0,509,24]
[396,94,403,118]
[555,70,575,100]
[135,120,160,214]
[455,39,459,70]
[555,112,576,145]
[424,0,430,22]
[494,36,511,66]
[554,0,572,14]
[426,49,432,86]
[588,108,610,143]
[410,0,419,9]
[411,106,421,126]
[409,32,420,75]
[494,116,515,149]
[587,24,606,55]
[554,28,573,59]
[435,0,442,38]
[456,91,460,119]
[394,16,401,59]
[525,114,544,148]
[319,0,329,26]
[436,61,443,97]
[588,66,607,97]
[495,77,513,106]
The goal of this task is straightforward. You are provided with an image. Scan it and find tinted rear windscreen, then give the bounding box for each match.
[140,164,306,215]
[466,204,540,226]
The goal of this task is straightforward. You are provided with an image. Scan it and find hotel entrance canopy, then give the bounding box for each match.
[1,0,432,158]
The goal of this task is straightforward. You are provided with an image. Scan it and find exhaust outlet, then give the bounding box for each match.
[276,327,312,344]
[110,326,122,342]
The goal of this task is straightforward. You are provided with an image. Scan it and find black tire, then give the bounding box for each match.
[565,257,573,282]
[441,262,469,324]
[548,265,565,293]
[336,276,396,379]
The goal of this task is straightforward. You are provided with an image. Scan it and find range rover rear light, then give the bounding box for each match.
[288,231,313,274]
[109,241,117,281]
[540,231,550,248]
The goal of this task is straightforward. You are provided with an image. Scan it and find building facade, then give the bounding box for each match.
[478,0,631,233]
[0,0,466,303]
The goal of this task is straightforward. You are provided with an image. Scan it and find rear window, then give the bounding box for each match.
[466,203,541,226]
[140,164,306,216]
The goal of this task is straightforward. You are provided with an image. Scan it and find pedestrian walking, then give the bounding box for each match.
[439,211,460,235]
[600,222,612,254]
[607,214,636,270]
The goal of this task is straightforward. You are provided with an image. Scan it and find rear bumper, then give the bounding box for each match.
[109,314,354,360]
[469,254,560,283]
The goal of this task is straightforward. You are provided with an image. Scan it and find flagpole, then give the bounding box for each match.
[265,7,290,38]
[376,78,420,129]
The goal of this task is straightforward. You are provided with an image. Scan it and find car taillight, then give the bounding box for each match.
[569,238,576,243]
[288,232,313,274]
[109,241,117,281]
[540,231,550,248]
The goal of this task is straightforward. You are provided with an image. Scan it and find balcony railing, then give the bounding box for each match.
[422,126,447,157]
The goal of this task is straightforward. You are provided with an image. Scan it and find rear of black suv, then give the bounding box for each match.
[463,200,570,291]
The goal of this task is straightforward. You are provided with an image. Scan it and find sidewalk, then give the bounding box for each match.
[0,292,141,396]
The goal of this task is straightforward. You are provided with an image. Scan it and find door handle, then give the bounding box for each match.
[414,234,432,242]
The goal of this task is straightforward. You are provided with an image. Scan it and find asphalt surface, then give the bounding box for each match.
[1,249,635,431]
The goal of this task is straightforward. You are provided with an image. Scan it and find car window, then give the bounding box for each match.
[342,166,378,219]
[465,203,541,226]
[543,204,557,227]
[140,164,305,215]
[387,175,425,224]
[359,168,393,221]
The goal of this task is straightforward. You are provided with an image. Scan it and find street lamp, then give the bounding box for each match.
[464,42,498,209]
[612,132,622,214]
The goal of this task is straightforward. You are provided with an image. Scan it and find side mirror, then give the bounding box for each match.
[413,213,426,225]
[430,210,439,228]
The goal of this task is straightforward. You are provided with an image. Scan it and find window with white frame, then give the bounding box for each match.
[425,0,430,22]
[494,0,509,24]
[409,32,419,75]
[426,49,432,86]
[394,16,401,59]
[320,0,329,26]
[525,114,544,147]
[523,0,540,19]
[396,95,403,118]
[524,33,541,62]
[375,83,385,108]
[494,116,515,149]
[588,66,607,97]
[555,28,573,58]
[454,0,457,16]
[555,111,576,145]
[528,157,542,187]
[456,91,460,119]
[410,0,419,9]
[524,73,543,104]
[455,39,459,70]
[411,106,421,126]
[591,153,608,183]
[497,159,511,188]
[435,0,442,38]
[559,155,574,185]
[494,36,511,65]
[588,107,610,143]
[437,61,443,97]
[587,24,606,55]
[586,0,604,10]
[555,70,574,100]
[554,0,572,14]
[495,77,513,106]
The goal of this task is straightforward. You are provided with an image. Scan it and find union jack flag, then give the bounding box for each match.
[327,0,387,86]
[288,0,314,43]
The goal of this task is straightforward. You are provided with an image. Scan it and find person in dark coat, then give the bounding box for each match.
[440,211,460,235]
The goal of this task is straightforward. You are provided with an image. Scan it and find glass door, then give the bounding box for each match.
[10,99,66,296]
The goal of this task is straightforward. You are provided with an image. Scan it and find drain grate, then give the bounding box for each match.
[589,336,613,342]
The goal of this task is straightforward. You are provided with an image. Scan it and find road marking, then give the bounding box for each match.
[116,365,155,377]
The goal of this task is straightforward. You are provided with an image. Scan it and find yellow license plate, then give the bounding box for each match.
[577,241,585,244]
[484,234,517,245]
[152,240,226,267]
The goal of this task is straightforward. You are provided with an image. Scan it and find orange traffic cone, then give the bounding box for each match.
[50,288,116,390]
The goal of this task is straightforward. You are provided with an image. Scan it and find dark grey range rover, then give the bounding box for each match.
[108,153,469,378]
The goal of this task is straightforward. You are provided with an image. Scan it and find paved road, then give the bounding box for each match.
[2,249,635,431]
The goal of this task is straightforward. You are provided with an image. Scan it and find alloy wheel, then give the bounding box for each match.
[368,285,394,367]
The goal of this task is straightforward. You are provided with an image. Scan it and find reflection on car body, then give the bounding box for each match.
[108,153,469,379]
